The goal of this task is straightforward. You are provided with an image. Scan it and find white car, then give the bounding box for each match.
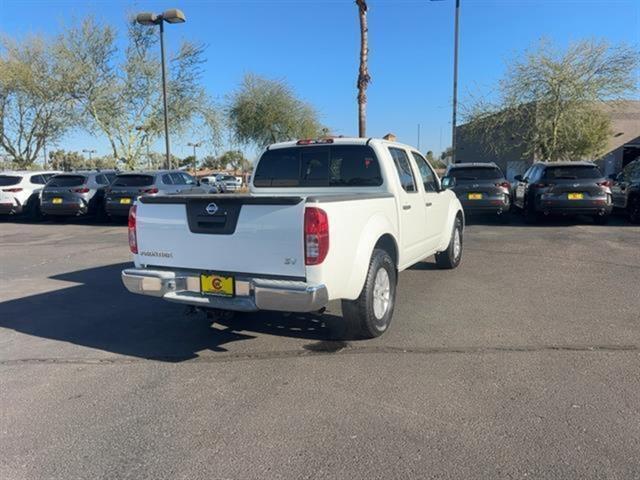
[121,137,464,338]
[215,174,242,192]
[0,170,61,218]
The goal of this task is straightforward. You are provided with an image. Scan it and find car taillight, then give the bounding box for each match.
[597,180,612,188]
[2,188,22,192]
[495,181,510,190]
[72,187,90,193]
[141,187,159,194]
[533,183,548,188]
[304,207,329,265]
[128,205,138,254]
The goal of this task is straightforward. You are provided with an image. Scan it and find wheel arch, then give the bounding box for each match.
[343,213,398,300]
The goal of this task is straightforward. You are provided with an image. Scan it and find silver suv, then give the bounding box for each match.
[104,170,205,217]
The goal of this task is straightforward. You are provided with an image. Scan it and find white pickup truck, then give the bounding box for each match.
[122,137,464,338]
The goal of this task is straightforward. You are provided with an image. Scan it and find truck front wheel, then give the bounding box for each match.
[435,217,463,269]
[342,248,397,339]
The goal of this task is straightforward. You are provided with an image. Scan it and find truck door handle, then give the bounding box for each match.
[425,202,433,207]
[402,204,412,210]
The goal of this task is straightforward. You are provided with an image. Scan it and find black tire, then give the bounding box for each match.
[593,214,610,225]
[629,196,640,224]
[341,248,397,339]
[435,216,463,269]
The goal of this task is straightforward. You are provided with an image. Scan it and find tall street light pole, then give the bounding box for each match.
[135,8,186,170]
[451,0,460,164]
[429,0,460,163]
[83,149,96,163]
[187,142,202,176]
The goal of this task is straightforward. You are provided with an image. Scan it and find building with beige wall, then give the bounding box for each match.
[456,100,640,181]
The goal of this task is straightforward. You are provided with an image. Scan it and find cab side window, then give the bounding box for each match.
[411,152,439,193]
[388,147,417,193]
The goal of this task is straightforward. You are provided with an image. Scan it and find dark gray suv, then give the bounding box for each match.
[442,162,511,217]
[513,162,613,224]
[40,171,117,218]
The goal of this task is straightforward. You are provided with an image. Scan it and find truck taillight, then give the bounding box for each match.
[128,205,138,254]
[304,207,329,265]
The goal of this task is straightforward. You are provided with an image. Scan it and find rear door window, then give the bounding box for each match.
[30,175,46,184]
[162,174,173,185]
[388,147,417,193]
[170,172,186,185]
[253,145,382,188]
[543,165,602,180]
[113,175,155,187]
[47,175,86,187]
[0,175,22,186]
[95,174,109,185]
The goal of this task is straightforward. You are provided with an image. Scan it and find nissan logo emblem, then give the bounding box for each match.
[205,202,218,215]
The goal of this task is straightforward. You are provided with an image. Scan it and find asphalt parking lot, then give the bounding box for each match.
[1,215,639,479]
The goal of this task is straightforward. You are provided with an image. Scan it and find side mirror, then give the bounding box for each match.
[441,176,456,189]
[513,175,523,182]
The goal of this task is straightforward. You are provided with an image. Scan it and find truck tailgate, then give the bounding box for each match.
[135,195,306,278]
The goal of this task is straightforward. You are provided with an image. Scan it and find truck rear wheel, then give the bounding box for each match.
[342,248,396,339]
[435,217,463,269]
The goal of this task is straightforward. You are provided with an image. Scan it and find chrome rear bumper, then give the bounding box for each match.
[121,267,328,313]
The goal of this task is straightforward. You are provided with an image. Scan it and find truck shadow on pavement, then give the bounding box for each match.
[0,263,344,362]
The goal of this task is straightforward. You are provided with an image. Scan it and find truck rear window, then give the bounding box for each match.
[543,165,602,180]
[449,167,503,180]
[46,175,86,187]
[254,145,382,188]
[0,175,21,186]
[113,175,155,187]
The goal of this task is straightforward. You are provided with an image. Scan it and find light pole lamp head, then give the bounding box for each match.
[162,9,186,24]
[136,12,160,25]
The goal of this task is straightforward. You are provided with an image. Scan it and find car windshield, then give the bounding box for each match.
[449,167,503,180]
[543,165,602,180]
[112,175,155,187]
[0,175,22,186]
[220,175,236,181]
[46,175,86,187]
[254,145,383,187]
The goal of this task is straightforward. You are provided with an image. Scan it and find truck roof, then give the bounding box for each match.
[266,137,421,153]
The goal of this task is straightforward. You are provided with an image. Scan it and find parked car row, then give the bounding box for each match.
[0,169,222,221]
[2,159,639,225]
[441,159,640,224]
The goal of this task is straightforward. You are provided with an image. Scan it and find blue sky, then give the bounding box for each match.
[1,0,638,161]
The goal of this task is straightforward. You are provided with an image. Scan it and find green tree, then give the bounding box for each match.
[463,39,639,161]
[48,149,87,171]
[201,155,223,171]
[0,35,75,167]
[218,150,251,172]
[56,17,220,169]
[227,74,324,148]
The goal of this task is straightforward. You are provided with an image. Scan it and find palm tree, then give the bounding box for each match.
[356,0,370,137]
